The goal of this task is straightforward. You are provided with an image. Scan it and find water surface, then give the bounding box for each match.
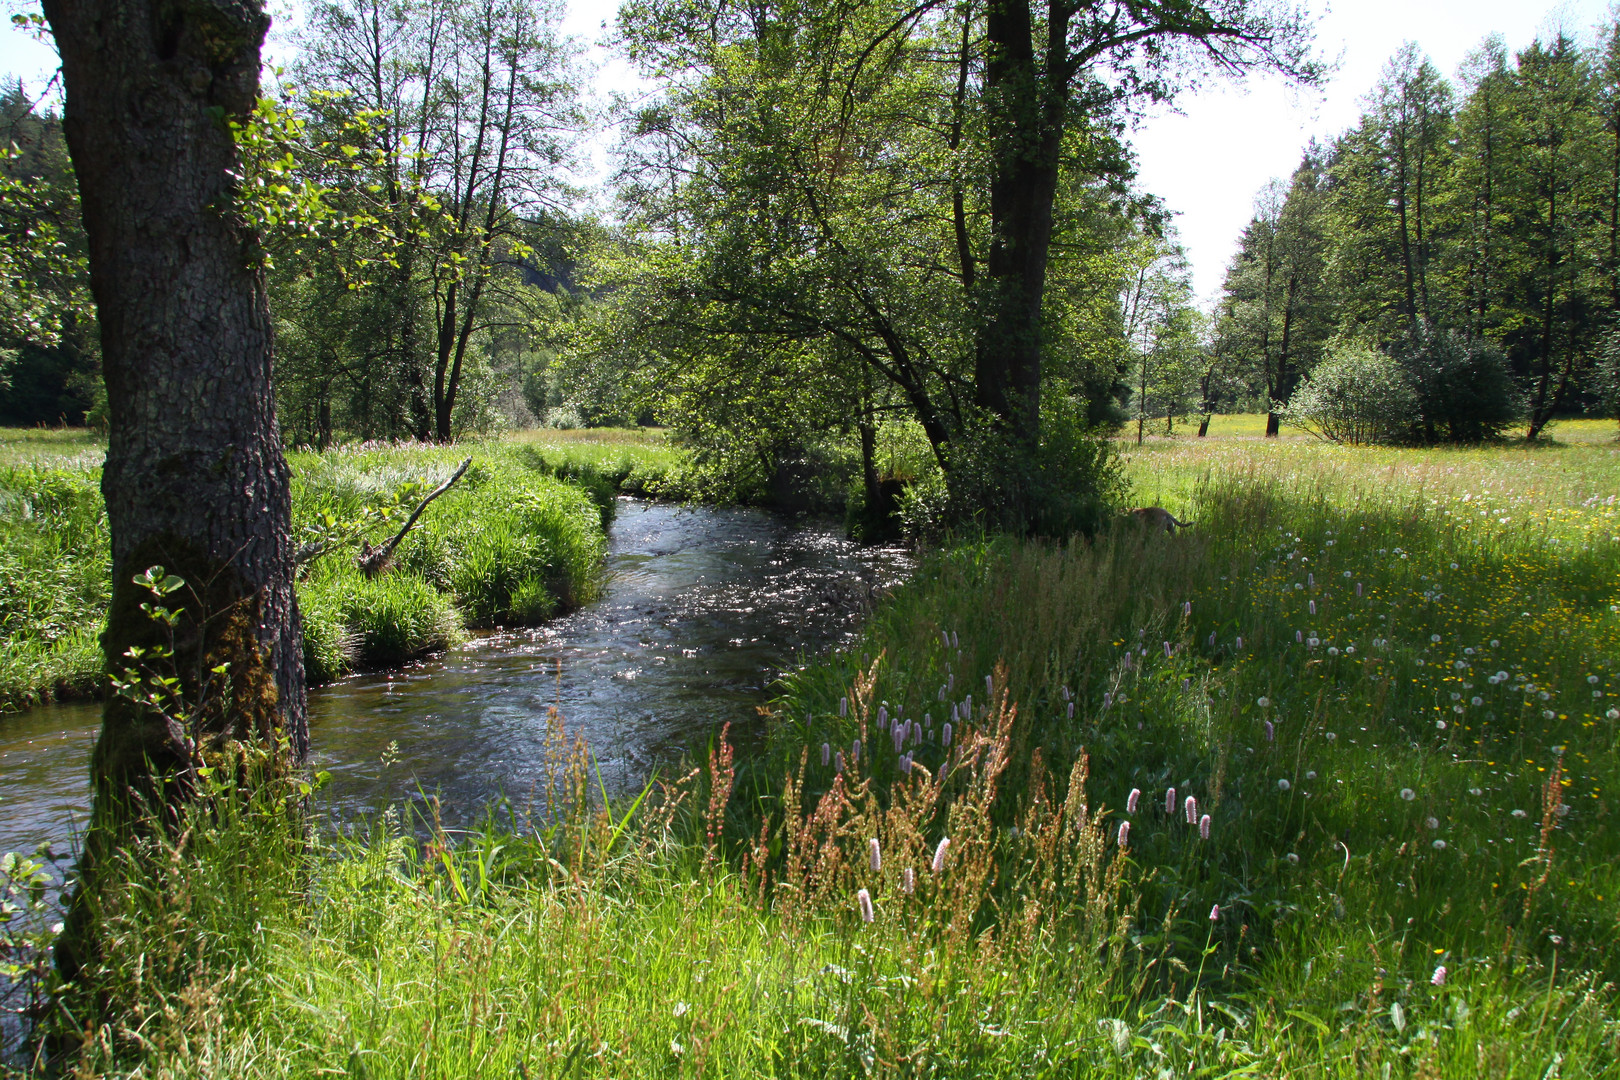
[0,500,911,853]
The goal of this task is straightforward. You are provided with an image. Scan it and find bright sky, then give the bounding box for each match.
[3,0,1615,303]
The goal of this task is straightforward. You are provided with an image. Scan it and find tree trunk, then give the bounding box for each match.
[43,0,305,978]
[975,0,1067,445]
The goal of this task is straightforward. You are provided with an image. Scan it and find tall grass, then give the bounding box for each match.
[0,465,109,710]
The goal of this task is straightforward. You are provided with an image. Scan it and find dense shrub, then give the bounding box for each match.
[1281,342,1417,445]
[1393,324,1523,443]
[915,400,1125,541]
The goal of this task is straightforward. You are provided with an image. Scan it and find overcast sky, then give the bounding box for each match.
[3,0,1616,303]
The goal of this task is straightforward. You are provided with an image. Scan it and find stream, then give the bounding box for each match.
[0,500,913,856]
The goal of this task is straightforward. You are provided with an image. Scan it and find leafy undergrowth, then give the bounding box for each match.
[23,446,1620,1078]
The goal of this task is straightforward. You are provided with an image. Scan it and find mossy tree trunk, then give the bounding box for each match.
[41,0,306,979]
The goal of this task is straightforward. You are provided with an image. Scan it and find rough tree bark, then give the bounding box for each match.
[975,0,1067,445]
[42,0,306,977]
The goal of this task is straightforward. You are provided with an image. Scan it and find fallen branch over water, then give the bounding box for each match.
[357,457,472,578]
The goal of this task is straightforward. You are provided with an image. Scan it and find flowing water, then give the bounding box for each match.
[0,500,912,856]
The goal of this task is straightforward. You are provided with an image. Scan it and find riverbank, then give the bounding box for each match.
[20,433,1619,1077]
[0,430,684,712]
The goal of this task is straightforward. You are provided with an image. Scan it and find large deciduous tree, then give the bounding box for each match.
[618,0,1316,526]
[971,0,1315,446]
[41,0,305,975]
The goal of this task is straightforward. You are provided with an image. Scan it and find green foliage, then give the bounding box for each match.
[1281,342,1419,445]
[1220,27,1620,440]
[0,82,98,426]
[936,401,1127,539]
[1393,324,1525,443]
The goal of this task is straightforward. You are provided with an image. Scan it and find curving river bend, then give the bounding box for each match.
[0,500,913,854]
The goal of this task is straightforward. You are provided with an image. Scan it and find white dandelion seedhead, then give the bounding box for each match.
[1491,639,1500,647]
[1400,788,1415,801]
[1328,646,1340,657]
[1436,720,1447,730]
[869,838,881,872]
[1557,804,1571,817]
[1472,697,1483,707]
[1543,710,1557,720]
[931,837,951,874]
[1127,788,1140,814]
[1305,770,1317,780]
[1608,709,1620,721]
[1325,731,1336,741]
[1511,809,1528,819]
[857,887,874,924]
[1286,852,1299,865]
[1432,839,1447,850]
[1431,634,1442,644]
[1257,696,1271,708]
[1277,778,1291,791]
[1426,816,1439,829]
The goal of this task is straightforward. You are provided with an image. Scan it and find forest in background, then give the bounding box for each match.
[5,5,1620,518]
